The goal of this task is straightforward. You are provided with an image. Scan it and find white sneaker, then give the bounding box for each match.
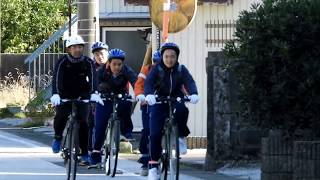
[179,137,187,155]
[148,167,160,180]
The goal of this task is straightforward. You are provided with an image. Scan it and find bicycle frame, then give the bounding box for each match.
[158,96,189,180]
[101,93,134,177]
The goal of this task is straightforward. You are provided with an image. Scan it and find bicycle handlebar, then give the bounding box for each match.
[100,93,135,102]
[155,96,190,104]
[61,98,90,103]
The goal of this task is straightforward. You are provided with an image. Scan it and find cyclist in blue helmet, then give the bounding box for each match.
[91,41,109,68]
[86,41,109,153]
[90,48,137,166]
[134,44,162,176]
[144,42,199,179]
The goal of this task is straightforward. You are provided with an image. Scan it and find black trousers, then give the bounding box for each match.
[53,102,90,155]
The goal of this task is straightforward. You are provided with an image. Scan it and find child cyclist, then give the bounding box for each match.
[50,35,104,165]
[144,42,199,180]
[90,48,137,166]
[87,41,109,152]
[92,41,109,68]
[134,45,162,176]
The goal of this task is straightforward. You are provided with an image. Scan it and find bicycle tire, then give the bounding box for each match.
[103,122,111,175]
[68,122,79,180]
[169,125,180,180]
[107,119,120,177]
[66,124,73,180]
[161,130,170,180]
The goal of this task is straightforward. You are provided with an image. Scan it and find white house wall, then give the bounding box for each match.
[99,0,149,14]
[97,0,263,137]
[167,0,262,137]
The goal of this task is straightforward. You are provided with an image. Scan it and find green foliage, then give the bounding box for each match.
[0,0,68,53]
[19,118,44,128]
[0,108,13,118]
[224,0,320,137]
[25,89,54,117]
[14,112,26,119]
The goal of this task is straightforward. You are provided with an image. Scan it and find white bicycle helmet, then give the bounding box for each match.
[65,35,85,47]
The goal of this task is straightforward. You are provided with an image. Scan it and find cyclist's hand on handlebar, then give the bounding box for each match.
[188,94,199,104]
[50,94,61,106]
[136,94,146,102]
[90,93,104,106]
[145,94,156,106]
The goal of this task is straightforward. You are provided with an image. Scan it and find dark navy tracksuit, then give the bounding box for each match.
[144,61,198,161]
[92,65,137,151]
[52,54,97,155]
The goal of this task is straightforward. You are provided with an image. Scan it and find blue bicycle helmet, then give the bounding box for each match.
[153,50,162,63]
[91,42,109,53]
[108,48,126,61]
[160,42,180,57]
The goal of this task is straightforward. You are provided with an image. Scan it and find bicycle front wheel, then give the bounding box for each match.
[168,125,180,180]
[66,122,79,180]
[102,122,111,175]
[106,119,120,177]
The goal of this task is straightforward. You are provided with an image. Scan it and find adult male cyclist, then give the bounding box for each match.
[50,35,104,165]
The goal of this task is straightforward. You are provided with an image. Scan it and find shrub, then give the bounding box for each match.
[0,69,33,108]
[224,0,320,137]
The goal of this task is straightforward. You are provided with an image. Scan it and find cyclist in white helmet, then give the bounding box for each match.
[50,35,104,165]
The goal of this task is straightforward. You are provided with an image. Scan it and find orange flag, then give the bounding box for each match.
[162,0,170,42]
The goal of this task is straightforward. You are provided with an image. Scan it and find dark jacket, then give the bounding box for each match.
[97,64,137,94]
[144,61,198,97]
[52,54,97,99]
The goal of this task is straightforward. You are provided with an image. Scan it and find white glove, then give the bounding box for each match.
[188,94,199,104]
[50,94,61,106]
[136,94,146,102]
[145,95,156,106]
[90,93,104,106]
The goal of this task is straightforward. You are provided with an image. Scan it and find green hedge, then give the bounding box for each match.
[224,0,320,137]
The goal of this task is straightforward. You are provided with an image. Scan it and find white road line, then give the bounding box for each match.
[0,172,141,177]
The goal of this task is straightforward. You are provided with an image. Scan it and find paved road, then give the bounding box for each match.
[0,129,203,180]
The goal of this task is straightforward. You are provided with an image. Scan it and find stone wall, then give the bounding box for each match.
[205,51,263,170]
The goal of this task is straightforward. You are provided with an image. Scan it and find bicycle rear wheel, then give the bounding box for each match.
[106,119,120,177]
[66,122,79,180]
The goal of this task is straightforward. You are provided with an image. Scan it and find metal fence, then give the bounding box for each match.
[25,16,78,99]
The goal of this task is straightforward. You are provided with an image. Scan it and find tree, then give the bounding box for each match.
[1,0,68,53]
[224,0,320,138]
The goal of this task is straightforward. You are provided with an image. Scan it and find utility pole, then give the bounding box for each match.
[77,0,97,57]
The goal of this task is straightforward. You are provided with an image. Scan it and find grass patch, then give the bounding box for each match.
[19,118,45,128]
[14,112,27,118]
